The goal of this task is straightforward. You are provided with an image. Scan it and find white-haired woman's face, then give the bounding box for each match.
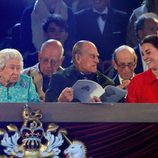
[0,59,21,86]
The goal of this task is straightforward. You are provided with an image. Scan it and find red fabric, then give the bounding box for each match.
[126,69,158,103]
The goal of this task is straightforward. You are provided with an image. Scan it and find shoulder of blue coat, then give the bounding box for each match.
[18,74,32,88]
[20,74,32,80]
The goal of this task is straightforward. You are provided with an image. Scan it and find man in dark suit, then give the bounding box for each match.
[112,45,137,89]
[134,12,158,74]
[45,40,114,102]
[75,0,128,75]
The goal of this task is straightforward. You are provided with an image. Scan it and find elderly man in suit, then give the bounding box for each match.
[75,0,128,75]
[112,45,137,89]
[22,39,64,101]
[45,40,114,102]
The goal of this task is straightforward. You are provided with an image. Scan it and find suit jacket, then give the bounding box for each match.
[45,64,114,102]
[134,45,144,74]
[113,74,120,86]
[75,7,128,62]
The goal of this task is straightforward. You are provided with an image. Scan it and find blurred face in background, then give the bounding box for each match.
[138,18,158,41]
[45,22,68,44]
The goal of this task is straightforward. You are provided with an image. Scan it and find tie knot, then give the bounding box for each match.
[94,12,106,21]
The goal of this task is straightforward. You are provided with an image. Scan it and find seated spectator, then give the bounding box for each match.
[134,12,158,73]
[22,39,64,101]
[127,0,158,47]
[75,0,128,75]
[112,45,137,89]
[0,48,39,103]
[126,35,158,103]
[20,0,75,56]
[45,40,114,102]
[42,14,72,67]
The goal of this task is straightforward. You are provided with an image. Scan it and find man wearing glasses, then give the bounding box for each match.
[22,39,64,101]
[112,45,137,89]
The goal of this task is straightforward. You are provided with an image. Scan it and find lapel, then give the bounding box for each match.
[113,74,121,86]
[65,65,85,81]
[88,8,103,36]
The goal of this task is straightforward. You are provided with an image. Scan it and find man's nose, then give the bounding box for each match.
[46,60,52,67]
[125,65,130,69]
[95,57,99,63]
[123,65,131,72]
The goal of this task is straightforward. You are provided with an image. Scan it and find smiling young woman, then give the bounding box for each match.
[126,34,158,103]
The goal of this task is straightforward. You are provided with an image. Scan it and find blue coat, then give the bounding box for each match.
[0,74,39,103]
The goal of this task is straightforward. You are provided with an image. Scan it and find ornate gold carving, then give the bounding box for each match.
[0,104,87,158]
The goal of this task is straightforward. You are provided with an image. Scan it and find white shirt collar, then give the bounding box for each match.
[118,74,135,84]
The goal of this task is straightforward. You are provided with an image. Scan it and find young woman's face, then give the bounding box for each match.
[141,43,158,70]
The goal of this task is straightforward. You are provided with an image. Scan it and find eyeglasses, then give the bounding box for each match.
[116,62,136,69]
[40,58,60,66]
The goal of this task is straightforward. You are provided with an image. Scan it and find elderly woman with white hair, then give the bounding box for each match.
[0,48,39,103]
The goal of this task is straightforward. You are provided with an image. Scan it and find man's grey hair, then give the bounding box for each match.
[40,39,64,58]
[112,45,137,63]
[0,48,23,70]
[72,40,96,63]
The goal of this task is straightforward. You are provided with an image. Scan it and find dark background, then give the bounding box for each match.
[0,0,143,41]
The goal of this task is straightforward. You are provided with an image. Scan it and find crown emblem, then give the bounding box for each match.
[0,104,88,158]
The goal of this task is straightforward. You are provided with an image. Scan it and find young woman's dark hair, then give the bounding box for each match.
[141,34,158,49]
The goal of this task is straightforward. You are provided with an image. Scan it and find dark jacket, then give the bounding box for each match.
[112,74,126,103]
[134,45,144,74]
[113,74,120,86]
[45,65,114,102]
[75,7,128,62]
